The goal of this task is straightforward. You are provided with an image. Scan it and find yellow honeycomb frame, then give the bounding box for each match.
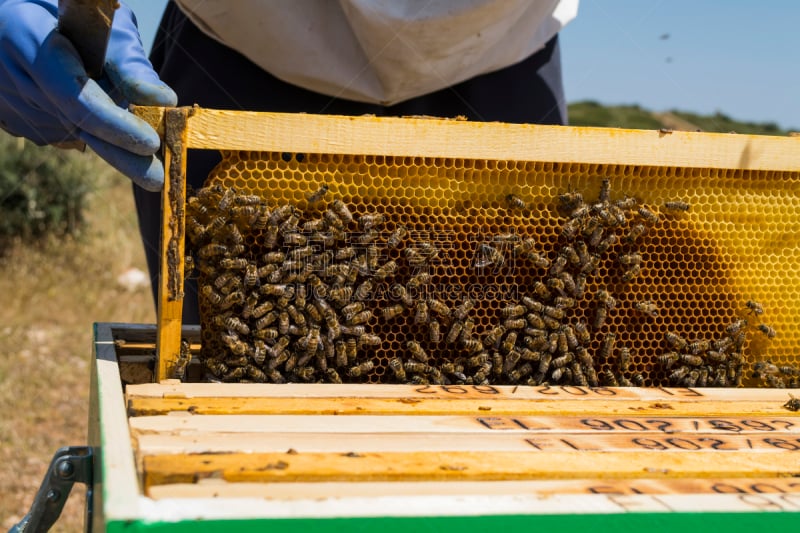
[137,106,800,384]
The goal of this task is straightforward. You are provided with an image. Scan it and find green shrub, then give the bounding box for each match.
[0,132,97,249]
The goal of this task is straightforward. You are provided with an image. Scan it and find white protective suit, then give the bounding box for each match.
[174,0,579,105]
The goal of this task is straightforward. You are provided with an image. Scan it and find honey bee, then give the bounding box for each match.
[503,318,526,331]
[758,324,777,339]
[306,184,329,204]
[359,213,385,231]
[474,244,505,269]
[784,394,800,412]
[663,331,687,351]
[205,358,229,378]
[243,364,267,383]
[254,310,278,331]
[745,300,764,316]
[328,286,353,306]
[601,369,619,387]
[525,313,545,330]
[453,299,474,321]
[634,301,659,318]
[679,353,704,367]
[508,362,532,383]
[220,257,249,270]
[406,340,429,363]
[596,233,618,255]
[404,361,429,375]
[688,339,712,354]
[619,252,642,267]
[201,284,223,305]
[512,238,536,257]
[414,301,429,325]
[328,199,352,225]
[374,260,398,281]
[597,178,611,203]
[348,310,373,326]
[359,334,382,347]
[354,280,374,301]
[382,304,406,320]
[483,325,505,349]
[250,339,268,364]
[669,366,690,382]
[269,336,290,359]
[615,347,631,375]
[561,217,583,241]
[599,332,616,360]
[527,282,549,301]
[446,321,464,344]
[705,350,726,364]
[626,223,647,244]
[630,372,645,387]
[429,320,441,343]
[637,205,659,225]
[554,296,576,309]
[549,255,567,277]
[621,264,641,283]
[506,193,527,210]
[348,360,374,378]
[536,352,552,377]
[319,367,341,384]
[560,245,580,267]
[725,319,748,336]
[277,310,290,335]
[172,339,192,381]
[498,304,524,319]
[386,225,408,249]
[657,351,680,369]
[664,200,690,212]
[407,273,431,291]
[558,190,584,213]
[546,276,565,294]
[389,357,407,381]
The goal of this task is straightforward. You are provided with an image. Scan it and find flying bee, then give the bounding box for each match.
[474,244,504,269]
[386,225,408,249]
[634,300,659,318]
[664,200,690,212]
[506,193,527,210]
[758,324,777,339]
[359,213,385,231]
[306,184,329,204]
[388,357,407,381]
[407,272,431,290]
[414,301,429,325]
[374,260,398,281]
[599,332,616,360]
[407,340,429,363]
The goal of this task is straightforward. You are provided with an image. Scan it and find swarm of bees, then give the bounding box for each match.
[183,177,792,388]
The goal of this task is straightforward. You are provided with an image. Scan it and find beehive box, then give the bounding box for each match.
[89,108,800,531]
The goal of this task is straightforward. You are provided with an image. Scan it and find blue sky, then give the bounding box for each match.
[126,1,800,130]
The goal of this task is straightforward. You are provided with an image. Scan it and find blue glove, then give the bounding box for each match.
[0,0,178,191]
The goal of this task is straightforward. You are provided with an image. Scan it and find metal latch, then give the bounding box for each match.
[8,446,93,533]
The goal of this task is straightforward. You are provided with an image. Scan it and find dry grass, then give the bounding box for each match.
[0,155,154,532]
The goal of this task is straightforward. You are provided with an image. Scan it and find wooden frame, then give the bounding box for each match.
[135,106,800,381]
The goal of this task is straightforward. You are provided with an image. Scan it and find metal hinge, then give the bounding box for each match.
[8,446,93,533]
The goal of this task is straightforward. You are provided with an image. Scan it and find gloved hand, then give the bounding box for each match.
[0,0,178,191]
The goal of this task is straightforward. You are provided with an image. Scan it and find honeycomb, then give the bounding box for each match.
[185,150,800,387]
